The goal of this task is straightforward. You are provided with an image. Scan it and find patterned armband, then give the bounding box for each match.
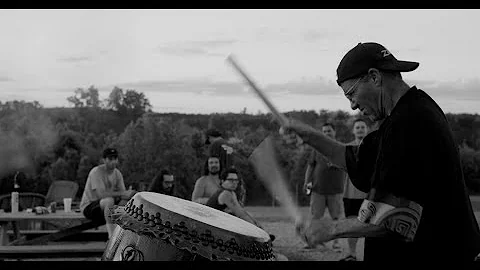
[357,199,423,242]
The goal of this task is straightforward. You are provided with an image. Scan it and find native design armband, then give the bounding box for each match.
[357,198,423,242]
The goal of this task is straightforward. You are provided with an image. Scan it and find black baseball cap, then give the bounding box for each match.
[103,148,118,159]
[336,42,419,86]
[205,128,222,145]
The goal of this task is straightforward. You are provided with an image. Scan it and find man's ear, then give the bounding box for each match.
[367,68,382,86]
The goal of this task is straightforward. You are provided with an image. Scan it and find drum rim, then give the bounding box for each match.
[108,194,275,261]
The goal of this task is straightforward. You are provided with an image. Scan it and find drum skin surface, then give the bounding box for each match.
[102,192,275,261]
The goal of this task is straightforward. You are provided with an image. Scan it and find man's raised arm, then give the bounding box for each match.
[280,120,347,170]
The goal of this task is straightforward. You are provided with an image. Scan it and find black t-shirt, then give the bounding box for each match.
[206,188,228,212]
[345,86,480,261]
[308,149,345,194]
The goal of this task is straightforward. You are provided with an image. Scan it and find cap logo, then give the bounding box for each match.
[381,49,391,57]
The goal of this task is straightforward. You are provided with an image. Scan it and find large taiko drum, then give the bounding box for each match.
[102,192,275,261]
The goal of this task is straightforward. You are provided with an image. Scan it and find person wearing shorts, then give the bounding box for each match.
[338,118,370,261]
[80,148,136,238]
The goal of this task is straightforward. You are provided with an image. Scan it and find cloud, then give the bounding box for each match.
[97,77,341,99]
[12,76,480,115]
[405,47,422,52]
[253,27,339,47]
[264,78,339,96]
[108,79,245,96]
[57,56,92,63]
[184,39,238,48]
[108,77,480,102]
[156,46,223,57]
[0,75,14,82]
[50,76,480,115]
[155,38,238,57]
[408,78,480,101]
[254,27,294,43]
[303,29,335,43]
[156,46,208,56]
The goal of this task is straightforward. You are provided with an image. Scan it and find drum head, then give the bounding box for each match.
[141,192,269,240]
[110,192,275,261]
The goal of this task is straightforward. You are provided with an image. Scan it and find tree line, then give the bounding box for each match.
[0,86,479,206]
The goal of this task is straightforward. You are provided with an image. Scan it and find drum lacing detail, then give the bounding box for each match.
[225,239,238,254]
[120,199,275,261]
[189,230,200,244]
[173,222,188,237]
[154,213,162,227]
[199,230,214,247]
[164,221,173,234]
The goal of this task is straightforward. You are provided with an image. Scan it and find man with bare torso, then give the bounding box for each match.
[191,156,222,204]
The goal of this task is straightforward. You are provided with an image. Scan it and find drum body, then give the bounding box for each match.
[102,192,275,261]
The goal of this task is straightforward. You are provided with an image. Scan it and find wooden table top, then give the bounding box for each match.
[0,211,87,222]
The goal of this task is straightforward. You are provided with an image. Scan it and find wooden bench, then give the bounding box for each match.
[7,229,108,242]
[7,220,104,246]
[0,241,106,260]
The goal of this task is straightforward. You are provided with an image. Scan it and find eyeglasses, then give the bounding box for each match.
[226,178,239,182]
[344,76,364,99]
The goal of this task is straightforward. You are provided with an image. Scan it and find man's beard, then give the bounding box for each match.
[209,168,219,175]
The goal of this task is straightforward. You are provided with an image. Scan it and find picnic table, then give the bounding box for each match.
[0,210,106,259]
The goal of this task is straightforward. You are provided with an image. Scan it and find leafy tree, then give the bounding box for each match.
[459,144,480,193]
[3,92,480,201]
[67,86,101,108]
[105,86,124,111]
[50,157,72,181]
[76,155,95,198]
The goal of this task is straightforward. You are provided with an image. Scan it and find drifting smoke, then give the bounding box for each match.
[0,110,59,179]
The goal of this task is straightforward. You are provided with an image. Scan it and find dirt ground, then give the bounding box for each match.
[247,200,480,261]
[17,206,359,261]
[246,206,364,261]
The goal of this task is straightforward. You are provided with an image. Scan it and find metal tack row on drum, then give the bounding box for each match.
[102,192,276,261]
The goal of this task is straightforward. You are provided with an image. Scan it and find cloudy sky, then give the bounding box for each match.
[0,9,479,114]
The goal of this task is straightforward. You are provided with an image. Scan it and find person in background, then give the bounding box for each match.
[303,122,345,251]
[148,169,176,196]
[205,128,247,205]
[339,118,370,261]
[191,156,222,205]
[206,167,275,241]
[80,148,136,239]
[205,128,233,170]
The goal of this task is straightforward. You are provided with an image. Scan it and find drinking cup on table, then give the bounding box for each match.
[63,198,72,212]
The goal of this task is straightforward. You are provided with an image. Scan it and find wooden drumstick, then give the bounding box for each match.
[226,55,289,126]
[248,136,304,225]
[226,55,303,146]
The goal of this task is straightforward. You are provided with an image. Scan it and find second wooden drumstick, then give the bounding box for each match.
[249,136,304,225]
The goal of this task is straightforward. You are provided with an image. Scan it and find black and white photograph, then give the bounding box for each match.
[0,9,479,262]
